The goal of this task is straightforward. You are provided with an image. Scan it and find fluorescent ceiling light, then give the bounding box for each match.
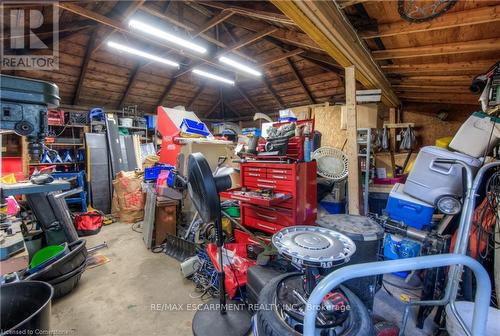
[107,41,179,68]
[129,19,207,54]
[219,56,262,77]
[192,69,235,85]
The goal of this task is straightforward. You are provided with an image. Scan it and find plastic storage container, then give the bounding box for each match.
[385,183,434,229]
[403,146,483,206]
[449,112,500,158]
[320,200,346,214]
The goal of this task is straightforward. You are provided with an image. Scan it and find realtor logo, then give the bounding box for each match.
[1,2,59,70]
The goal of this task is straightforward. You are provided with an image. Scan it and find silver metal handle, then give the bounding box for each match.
[257,223,275,231]
[231,195,251,202]
[257,179,275,184]
[255,212,277,221]
[257,184,274,189]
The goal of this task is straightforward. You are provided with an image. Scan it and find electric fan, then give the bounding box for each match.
[313,147,349,181]
[187,153,251,336]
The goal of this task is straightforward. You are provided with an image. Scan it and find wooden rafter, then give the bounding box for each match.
[204,98,222,118]
[73,27,98,105]
[157,78,178,106]
[186,84,206,110]
[261,76,284,108]
[399,93,478,105]
[93,0,146,52]
[174,27,277,78]
[272,0,399,106]
[286,58,315,104]
[337,0,373,9]
[260,48,304,66]
[199,1,295,26]
[373,38,500,60]
[391,75,473,86]
[189,2,323,52]
[235,84,261,114]
[361,5,500,39]
[381,60,498,75]
[393,85,470,94]
[192,10,234,36]
[117,63,142,108]
[223,100,242,117]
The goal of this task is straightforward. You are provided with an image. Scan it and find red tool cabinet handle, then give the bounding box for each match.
[257,179,276,184]
[255,212,277,221]
[257,184,275,189]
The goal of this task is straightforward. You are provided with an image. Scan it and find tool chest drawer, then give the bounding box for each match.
[244,177,294,192]
[234,229,271,245]
[219,188,292,207]
[243,216,285,234]
[242,204,294,227]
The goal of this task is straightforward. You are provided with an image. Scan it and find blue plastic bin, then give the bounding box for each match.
[144,165,174,181]
[180,118,210,137]
[320,200,346,214]
[385,183,434,230]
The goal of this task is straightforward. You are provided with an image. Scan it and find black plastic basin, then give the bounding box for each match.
[0,281,53,336]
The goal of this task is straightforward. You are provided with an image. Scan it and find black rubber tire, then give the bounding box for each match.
[256,273,374,336]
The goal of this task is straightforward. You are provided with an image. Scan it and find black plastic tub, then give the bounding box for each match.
[0,281,53,336]
[48,260,87,299]
[25,239,87,281]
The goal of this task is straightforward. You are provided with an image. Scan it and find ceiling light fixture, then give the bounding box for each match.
[129,19,207,54]
[219,56,262,77]
[192,69,235,85]
[107,41,179,68]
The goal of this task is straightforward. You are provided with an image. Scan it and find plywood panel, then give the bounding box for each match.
[311,105,347,149]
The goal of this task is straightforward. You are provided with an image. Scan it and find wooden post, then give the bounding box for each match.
[389,107,397,177]
[345,66,360,215]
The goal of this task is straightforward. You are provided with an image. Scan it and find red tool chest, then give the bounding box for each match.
[222,161,317,234]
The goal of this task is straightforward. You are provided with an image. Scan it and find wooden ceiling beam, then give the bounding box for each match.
[337,0,373,9]
[373,38,500,60]
[174,27,277,78]
[259,48,304,66]
[235,85,261,113]
[393,85,471,94]
[203,98,222,118]
[198,1,295,26]
[192,10,234,36]
[186,84,206,110]
[381,60,498,75]
[157,78,178,106]
[272,0,399,106]
[189,2,323,52]
[399,94,478,105]
[261,77,284,108]
[361,5,500,39]
[223,100,242,117]
[73,28,98,105]
[117,63,142,108]
[286,58,315,104]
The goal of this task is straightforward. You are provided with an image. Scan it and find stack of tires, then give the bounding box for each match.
[24,239,87,299]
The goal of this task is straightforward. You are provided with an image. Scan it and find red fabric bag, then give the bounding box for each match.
[74,212,103,236]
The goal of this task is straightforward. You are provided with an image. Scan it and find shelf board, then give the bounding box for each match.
[46,143,84,146]
[48,124,88,128]
[118,125,147,130]
[29,161,84,166]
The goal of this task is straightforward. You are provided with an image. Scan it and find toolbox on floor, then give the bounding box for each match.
[385,183,434,229]
[403,146,483,206]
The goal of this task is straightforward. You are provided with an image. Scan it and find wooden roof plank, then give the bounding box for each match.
[373,38,500,60]
[361,5,500,39]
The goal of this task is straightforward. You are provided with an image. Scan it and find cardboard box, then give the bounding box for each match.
[341,103,381,129]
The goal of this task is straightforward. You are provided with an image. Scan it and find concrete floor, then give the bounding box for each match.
[51,223,433,336]
[52,223,199,336]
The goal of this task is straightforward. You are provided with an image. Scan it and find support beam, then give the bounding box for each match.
[174,27,277,78]
[345,66,360,215]
[198,1,295,25]
[117,64,142,108]
[381,60,497,75]
[286,58,315,104]
[186,85,206,110]
[259,48,304,66]
[361,5,500,39]
[261,77,284,108]
[73,28,98,105]
[393,85,470,94]
[192,10,234,36]
[398,93,478,105]
[204,98,222,118]
[223,100,242,117]
[373,38,500,60]
[272,0,399,106]
[337,0,373,9]
[235,85,261,114]
[157,78,178,106]
[389,75,474,86]
[188,2,323,52]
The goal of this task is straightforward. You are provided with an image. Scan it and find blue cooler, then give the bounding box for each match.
[320,200,346,214]
[385,183,434,229]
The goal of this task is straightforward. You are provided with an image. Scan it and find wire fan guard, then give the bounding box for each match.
[313,147,348,181]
